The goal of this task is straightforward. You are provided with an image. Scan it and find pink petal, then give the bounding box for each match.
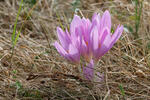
[96,25,123,59]
[54,42,67,57]
[99,27,110,47]
[91,13,101,34]
[81,18,91,42]
[109,25,123,49]
[82,17,91,28]
[100,10,111,32]
[92,13,97,22]
[65,28,71,40]
[92,13,100,24]
[90,26,99,56]
[57,27,70,50]
[68,44,80,62]
[70,15,82,36]
[95,27,111,59]
[71,27,82,52]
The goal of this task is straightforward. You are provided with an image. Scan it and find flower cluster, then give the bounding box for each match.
[54,10,123,80]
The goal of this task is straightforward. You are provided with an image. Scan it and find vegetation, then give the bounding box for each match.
[0,0,150,99]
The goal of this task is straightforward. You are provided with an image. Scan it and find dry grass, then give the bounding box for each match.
[0,0,150,100]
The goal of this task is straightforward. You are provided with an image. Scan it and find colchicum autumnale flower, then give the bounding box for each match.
[54,10,123,80]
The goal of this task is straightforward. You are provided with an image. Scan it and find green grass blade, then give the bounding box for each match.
[14,31,21,46]
[136,1,143,32]
[119,84,125,97]
[56,12,64,31]
[12,0,23,46]
[134,0,143,39]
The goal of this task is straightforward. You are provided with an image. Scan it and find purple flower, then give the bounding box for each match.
[54,10,123,80]
[90,10,123,60]
[54,27,80,63]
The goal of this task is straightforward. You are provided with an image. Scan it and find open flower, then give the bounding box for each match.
[54,27,80,63]
[54,10,123,80]
[90,11,123,60]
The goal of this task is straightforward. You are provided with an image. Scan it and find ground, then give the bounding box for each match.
[0,0,150,100]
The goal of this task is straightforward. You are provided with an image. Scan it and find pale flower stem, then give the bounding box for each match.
[78,63,82,73]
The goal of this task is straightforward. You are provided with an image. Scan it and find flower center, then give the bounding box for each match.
[99,43,101,48]
[85,41,88,46]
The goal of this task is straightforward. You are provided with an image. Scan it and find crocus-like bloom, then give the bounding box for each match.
[54,10,123,80]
